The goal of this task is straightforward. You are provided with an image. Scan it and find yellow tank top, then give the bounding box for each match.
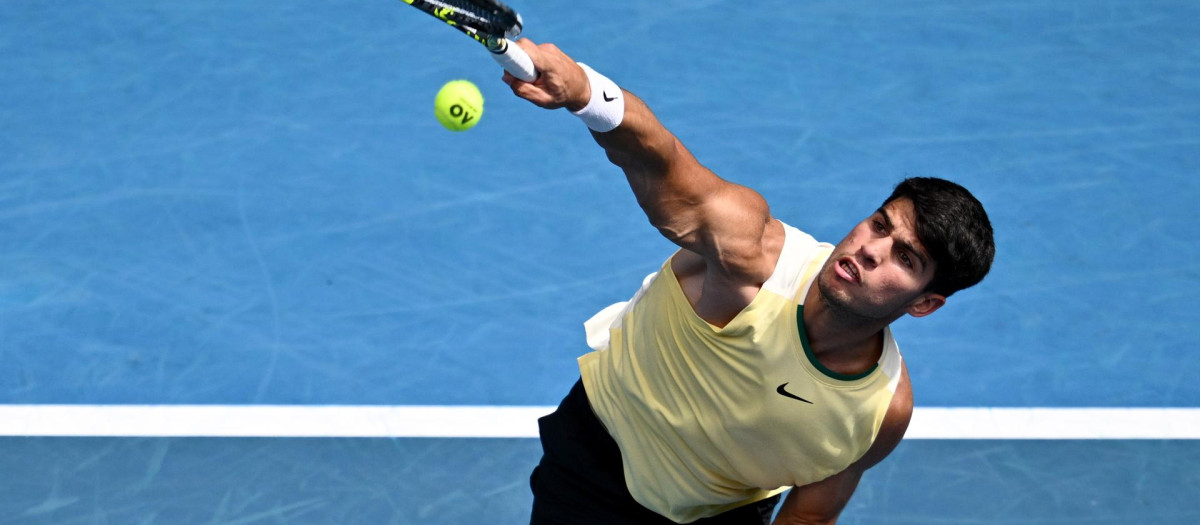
[578,222,903,523]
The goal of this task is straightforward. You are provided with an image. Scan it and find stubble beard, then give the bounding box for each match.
[816,268,894,327]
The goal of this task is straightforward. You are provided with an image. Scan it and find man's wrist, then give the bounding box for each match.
[570,63,624,132]
[567,68,589,112]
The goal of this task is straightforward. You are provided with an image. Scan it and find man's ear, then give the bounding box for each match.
[906,293,945,318]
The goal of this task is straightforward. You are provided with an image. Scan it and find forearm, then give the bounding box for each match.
[589,89,677,179]
[588,91,709,235]
[772,512,836,525]
[502,39,769,262]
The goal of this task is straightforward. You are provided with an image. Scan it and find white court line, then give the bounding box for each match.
[0,406,1197,439]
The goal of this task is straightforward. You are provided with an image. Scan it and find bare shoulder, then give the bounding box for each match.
[671,219,787,326]
[855,361,913,470]
[707,215,786,283]
[670,217,786,283]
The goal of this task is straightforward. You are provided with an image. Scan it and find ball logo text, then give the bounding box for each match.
[449,104,475,125]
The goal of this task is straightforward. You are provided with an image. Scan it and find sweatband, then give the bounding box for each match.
[571,63,624,132]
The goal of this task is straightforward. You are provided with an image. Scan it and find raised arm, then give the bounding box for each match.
[502,39,778,284]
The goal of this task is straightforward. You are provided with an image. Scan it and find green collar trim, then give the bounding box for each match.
[796,305,878,381]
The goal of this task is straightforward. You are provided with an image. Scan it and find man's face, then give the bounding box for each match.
[816,197,943,322]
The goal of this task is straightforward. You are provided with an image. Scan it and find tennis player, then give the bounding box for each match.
[502,39,995,525]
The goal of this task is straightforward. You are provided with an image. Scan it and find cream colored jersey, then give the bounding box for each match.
[578,221,903,523]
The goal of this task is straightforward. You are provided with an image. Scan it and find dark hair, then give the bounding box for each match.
[883,177,994,297]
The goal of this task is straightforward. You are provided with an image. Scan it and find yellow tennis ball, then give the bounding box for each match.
[434,80,484,131]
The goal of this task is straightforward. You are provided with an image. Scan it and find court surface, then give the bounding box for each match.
[1,0,1198,523]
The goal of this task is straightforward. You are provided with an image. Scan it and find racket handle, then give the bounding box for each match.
[492,39,537,82]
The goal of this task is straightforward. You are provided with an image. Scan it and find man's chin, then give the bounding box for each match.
[816,277,895,324]
[816,276,854,312]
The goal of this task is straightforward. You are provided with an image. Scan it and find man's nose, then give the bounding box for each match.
[859,238,889,268]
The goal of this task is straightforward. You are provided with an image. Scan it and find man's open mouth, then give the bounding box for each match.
[837,258,860,284]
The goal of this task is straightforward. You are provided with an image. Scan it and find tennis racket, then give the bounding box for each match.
[400,0,538,81]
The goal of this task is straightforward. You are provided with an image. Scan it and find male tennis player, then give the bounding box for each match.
[501,39,994,525]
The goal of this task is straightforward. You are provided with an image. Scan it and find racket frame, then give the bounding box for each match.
[401,0,537,80]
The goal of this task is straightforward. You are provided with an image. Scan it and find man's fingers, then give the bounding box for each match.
[502,38,575,109]
[511,82,554,108]
[502,70,551,107]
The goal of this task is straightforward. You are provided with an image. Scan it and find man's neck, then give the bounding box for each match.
[802,285,893,375]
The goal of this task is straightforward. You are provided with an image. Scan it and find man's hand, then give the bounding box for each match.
[501,38,591,112]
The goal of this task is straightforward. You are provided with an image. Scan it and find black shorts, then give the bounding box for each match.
[529,379,780,525]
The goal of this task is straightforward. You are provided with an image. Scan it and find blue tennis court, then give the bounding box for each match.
[1,0,1198,523]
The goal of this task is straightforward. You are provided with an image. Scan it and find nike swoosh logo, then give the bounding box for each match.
[603,91,618,102]
[776,383,813,404]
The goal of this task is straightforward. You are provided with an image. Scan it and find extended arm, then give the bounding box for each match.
[502,39,776,284]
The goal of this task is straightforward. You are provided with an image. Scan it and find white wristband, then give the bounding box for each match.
[571,63,624,132]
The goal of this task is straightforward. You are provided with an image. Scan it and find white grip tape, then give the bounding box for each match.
[491,39,537,82]
[571,63,624,132]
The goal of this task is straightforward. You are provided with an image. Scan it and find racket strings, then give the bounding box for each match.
[413,0,520,38]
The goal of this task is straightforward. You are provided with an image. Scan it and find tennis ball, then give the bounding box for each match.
[434,80,484,131]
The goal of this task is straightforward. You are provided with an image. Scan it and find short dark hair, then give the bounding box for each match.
[883,177,994,297]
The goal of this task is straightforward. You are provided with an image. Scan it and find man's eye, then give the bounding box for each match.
[872,220,886,232]
[900,252,913,268]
